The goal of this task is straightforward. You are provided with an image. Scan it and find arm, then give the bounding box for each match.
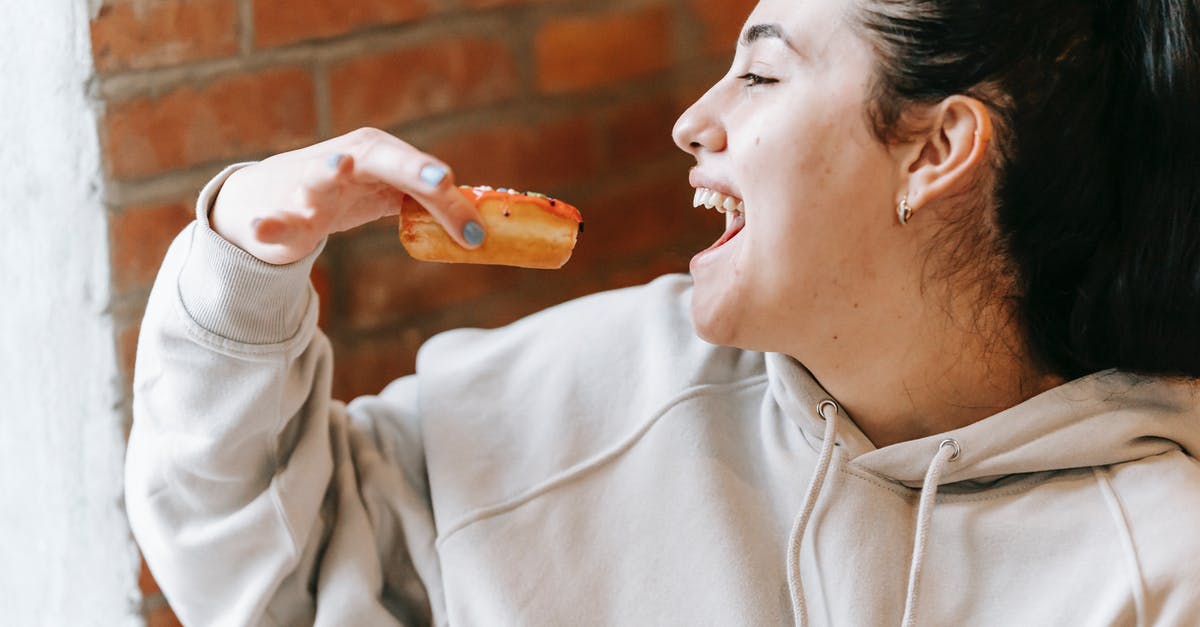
[125,129,478,626]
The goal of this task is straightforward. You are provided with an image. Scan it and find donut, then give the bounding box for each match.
[399,186,583,269]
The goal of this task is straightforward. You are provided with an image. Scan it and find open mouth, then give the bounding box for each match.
[693,187,746,253]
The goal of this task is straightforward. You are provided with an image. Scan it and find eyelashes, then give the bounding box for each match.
[738,72,780,87]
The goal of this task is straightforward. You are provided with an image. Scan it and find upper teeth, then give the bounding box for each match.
[693,187,745,214]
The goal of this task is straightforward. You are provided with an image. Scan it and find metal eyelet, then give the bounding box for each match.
[939,438,962,462]
[816,400,839,421]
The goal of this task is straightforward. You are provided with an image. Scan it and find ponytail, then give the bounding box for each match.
[858,0,1200,379]
[1073,0,1200,377]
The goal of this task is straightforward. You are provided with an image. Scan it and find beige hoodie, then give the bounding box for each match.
[126,165,1200,626]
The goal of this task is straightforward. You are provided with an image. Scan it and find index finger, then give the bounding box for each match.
[347,130,485,249]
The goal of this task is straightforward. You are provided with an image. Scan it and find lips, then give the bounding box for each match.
[711,212,746,248]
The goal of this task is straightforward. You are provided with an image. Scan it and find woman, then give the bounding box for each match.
[126,0,1200,624]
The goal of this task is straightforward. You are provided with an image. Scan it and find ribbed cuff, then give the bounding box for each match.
[177,163,327,346]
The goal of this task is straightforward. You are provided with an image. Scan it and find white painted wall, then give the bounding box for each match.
[0,0,140,625]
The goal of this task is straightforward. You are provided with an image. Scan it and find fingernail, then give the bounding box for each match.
[328,153,346,170]
[419,163,448,187]
[462,220,485,247]
[250,218,262,229]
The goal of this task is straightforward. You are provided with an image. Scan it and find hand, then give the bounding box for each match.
[211,127,485,265]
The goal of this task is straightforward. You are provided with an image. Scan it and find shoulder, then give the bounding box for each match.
[1105,451,1200,621]
[413,275,766,522]
[1106,450,1200,533]
[418,273,761,395]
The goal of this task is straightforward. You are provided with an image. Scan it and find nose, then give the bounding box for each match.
[672,86,727,156]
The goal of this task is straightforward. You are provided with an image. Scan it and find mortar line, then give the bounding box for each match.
[238,0,254,55]
[313,59,332,140]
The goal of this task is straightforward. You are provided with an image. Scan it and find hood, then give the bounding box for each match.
[766,352,1200,489]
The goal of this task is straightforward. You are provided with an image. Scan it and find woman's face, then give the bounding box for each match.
[673,0,912,358]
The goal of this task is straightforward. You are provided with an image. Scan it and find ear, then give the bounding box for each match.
[897,96,994,216]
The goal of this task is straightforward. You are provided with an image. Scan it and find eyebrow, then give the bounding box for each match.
[741,23,794,48]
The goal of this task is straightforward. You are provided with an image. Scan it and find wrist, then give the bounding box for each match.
[209,166,254,251]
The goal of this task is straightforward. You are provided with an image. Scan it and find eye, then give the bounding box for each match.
[738,72,779,87]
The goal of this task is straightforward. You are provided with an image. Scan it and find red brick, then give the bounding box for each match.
[601,255,696,291]
[104,67,316,180]
[463,0,559,7]
[342,248,521,329]
[688,0,758,54]
[145,605,183,627]
[311,260,333,330]
[111,201,194,294]
[535,6,674,93]
[332,332,423,400]
[454,283,563,329]
[329,38,519,135]
[91,0,238,73]
[253,0,431,49]
[604,94,684,167]
[138,554,160,596]
[428,117,596,191]
[565,168,723,277]
[118,320,141,389]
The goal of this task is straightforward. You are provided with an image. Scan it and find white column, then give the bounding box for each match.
[0,0,139,624]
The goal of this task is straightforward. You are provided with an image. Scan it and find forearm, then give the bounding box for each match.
[125,166,333,624]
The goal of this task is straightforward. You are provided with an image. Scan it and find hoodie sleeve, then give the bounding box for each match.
[124,165,444,627]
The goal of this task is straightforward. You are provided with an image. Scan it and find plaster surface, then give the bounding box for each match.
[0,0,140,624]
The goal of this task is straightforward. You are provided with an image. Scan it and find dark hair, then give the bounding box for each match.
[855,0,1200,380]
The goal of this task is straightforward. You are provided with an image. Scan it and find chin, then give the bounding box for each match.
[688,280,742,347]
[688,214,756,347]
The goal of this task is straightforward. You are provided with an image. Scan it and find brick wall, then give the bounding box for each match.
[94,0,754,622]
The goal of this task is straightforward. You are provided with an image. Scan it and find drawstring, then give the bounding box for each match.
[785,400,963,627]
[787,400,840,627]
[900,438,961,627]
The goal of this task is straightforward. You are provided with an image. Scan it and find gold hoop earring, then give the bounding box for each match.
[897,197,913,225]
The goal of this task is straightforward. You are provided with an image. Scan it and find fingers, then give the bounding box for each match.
[349,132,486,249]
[249,153,352,251]
[413,162,487,248]
[300,153,354,221]
[305,153,354,200]
[252,213,309,245]
[235,129,486,261]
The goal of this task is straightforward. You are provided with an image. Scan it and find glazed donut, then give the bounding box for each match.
[399,186,583,269]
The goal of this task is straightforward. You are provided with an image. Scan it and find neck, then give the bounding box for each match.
[805,299,1063,449]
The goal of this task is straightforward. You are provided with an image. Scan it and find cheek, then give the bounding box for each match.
[737,125,895,291]
[739,135,836,250]
[754,105,891,210]
[740,120,841,206]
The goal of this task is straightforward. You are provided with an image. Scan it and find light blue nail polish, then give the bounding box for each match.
[419,164,448,187]
[328,153,346,169]
[462,221,485,247]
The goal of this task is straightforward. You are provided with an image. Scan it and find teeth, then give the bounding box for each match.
[692,187,745,216]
